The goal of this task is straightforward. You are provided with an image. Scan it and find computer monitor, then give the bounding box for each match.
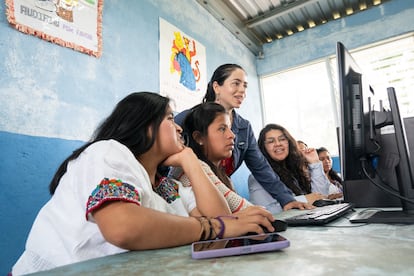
[337,41,414,223]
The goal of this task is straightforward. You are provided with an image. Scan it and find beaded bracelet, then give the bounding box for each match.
[206,218,214,240]
[196,216,209,241]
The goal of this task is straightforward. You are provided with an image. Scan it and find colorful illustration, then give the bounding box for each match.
[159,18,206,112]
[170,31,200,91]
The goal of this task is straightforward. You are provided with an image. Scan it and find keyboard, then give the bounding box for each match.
[283,203,354,226]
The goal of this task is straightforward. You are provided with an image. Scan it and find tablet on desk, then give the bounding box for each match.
[191,232,290,259]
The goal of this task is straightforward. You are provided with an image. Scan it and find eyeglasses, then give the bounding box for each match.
[264,135,288,145]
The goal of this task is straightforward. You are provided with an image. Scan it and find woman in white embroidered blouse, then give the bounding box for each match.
[12,92,275,275]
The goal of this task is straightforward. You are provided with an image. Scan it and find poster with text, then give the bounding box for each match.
[6,0,103,57]
[159,18,206,112]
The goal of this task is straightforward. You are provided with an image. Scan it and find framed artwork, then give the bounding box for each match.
[159,18,207,112]
[5,0,103,57]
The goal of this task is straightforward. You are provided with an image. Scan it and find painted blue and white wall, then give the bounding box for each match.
[1,0,413,273]
[0,0,260,272]
[257,0,414,77]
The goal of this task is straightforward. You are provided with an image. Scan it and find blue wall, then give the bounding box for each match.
[0,131,83,274]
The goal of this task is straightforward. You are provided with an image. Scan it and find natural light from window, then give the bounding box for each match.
[261,33,414,157]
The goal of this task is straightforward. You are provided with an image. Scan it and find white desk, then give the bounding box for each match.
[28,209,414,276]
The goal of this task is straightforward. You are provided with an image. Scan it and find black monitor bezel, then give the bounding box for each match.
[337,42,414,221]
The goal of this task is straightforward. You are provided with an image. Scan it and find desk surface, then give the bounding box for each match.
[29,209,414,276]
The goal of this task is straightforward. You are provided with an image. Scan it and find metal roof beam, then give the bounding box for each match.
[245,0,320,28]
[196,0,264,55]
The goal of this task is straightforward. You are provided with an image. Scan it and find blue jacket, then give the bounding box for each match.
[175,109,295,207]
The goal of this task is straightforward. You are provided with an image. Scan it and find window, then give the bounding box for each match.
[260,33,414,156]
[350,35,414,118]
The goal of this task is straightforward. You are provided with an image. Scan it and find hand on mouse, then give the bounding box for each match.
[220,206,275,237]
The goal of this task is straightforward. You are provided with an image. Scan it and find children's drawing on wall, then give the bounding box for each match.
[159,18,206,112]
[5,0,103,57]
[171,31,198,91]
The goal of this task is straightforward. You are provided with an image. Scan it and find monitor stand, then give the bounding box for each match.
[350,209,414,224]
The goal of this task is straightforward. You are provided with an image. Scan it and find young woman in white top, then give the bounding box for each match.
[317,147,343,198]
[12,92,275,275]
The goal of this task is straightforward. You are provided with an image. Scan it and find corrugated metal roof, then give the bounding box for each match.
[196,0,391,56]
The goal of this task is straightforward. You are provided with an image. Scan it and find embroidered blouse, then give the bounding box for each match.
[12,140,196,275]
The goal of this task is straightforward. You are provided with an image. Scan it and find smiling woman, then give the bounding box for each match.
[248,123,336,214]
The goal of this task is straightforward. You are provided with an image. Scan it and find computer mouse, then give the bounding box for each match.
[246,219,287,236]
[265,219,288,233]
[312,199,337,207]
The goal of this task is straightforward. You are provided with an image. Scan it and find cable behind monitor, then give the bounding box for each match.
[361,159,414,205]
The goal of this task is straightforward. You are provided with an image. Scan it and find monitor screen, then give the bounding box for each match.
[337,42,414,223]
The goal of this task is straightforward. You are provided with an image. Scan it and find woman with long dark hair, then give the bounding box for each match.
[175,64,311,212]
[170,102,253,213]
[249,124,331,213]
[317,147,343,198]
[12,92,275,275]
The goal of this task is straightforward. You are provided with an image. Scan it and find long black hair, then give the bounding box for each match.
[203,64,245,102]
[316,147,343,184]
[49,92,170,194]
[257,124,311,195]
[183,102,233,190]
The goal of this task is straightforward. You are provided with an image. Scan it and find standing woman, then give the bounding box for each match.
[175,64,310,211]
[12,92,275,275]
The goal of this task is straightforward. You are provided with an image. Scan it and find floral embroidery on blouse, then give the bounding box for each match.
[86,178,141,221]
[153,177,180,203]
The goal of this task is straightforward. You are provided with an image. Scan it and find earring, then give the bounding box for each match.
[199,142,203,145]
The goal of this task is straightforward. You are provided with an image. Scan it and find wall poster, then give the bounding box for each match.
[159,17,207,113]
[6,0,103,57]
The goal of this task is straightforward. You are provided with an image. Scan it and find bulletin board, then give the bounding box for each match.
[6,0,103,57]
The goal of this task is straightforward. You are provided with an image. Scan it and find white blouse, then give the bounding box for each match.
[12,140,196,275]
